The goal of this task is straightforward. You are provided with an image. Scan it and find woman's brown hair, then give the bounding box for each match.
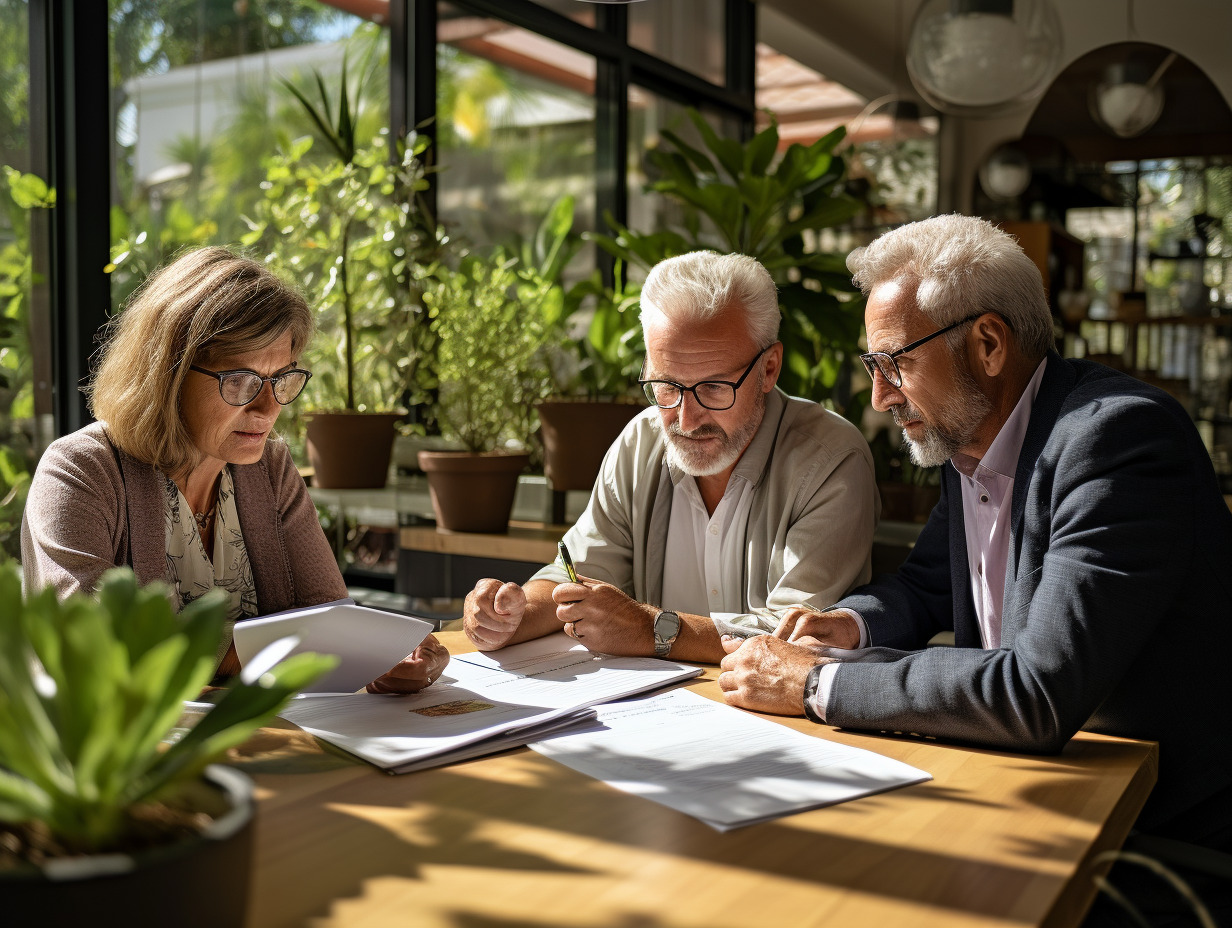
[87,247,313,475]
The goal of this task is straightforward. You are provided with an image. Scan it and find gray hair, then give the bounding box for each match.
[847,215,1054,361]
[640,251,780,348]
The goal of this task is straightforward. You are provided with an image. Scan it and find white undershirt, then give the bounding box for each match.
[661,472,757,618]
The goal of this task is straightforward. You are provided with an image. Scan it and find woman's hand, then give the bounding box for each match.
[366,633,450,694]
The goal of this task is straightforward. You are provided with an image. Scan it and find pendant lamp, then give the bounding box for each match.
[907,0,1062,118]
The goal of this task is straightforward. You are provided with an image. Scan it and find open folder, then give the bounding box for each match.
[276,633,703,773]
[232,600,433,694]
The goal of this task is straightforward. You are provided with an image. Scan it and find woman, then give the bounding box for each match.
[21,247,448,692]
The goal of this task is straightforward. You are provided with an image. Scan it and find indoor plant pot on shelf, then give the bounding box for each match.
[0,566,335,926]
[536,270,647,499]
[419,252,556,533]
[249,52,442,488]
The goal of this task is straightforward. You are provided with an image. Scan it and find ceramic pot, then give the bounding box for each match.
[304,411,403,488]
[417,450,531,533]
[536,400,644,492]
[1,765,254,928]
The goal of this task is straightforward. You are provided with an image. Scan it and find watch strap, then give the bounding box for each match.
[802,663,826,723]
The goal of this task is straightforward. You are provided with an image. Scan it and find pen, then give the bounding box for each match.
[557,540,579,582]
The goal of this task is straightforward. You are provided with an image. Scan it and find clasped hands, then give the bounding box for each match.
[464,575,657,655]
[716,605,861,716]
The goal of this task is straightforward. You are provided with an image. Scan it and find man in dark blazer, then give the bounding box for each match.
[718,215,1232,916]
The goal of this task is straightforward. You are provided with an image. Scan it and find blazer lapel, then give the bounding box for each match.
[944,466,980,648]
[1009,353,1074,566]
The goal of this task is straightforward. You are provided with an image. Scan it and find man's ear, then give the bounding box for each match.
[970,314,1011,377]
[762,342,784,392]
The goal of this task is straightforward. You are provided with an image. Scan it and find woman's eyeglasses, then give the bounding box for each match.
[189,365,312,406]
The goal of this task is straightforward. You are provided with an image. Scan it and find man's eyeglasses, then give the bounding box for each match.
[859,313,988,389]
[638,346,769,411]
[189,365,312,406]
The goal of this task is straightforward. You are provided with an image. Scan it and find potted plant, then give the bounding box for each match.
[247,52,442,488]
[536,264,646,514]
[418,251,556,533]
[0,565,335,925]
[867,426,941,523]
[592,109,868,418]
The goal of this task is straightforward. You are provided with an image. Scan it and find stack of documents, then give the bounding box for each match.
[529,689,931,830]
[277,633,702,773]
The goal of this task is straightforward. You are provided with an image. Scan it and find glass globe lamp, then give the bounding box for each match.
[907,0,1062,117]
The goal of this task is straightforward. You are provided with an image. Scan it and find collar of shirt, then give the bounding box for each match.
[950,357,1048,501]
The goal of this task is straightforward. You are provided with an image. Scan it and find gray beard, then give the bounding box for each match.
[663,383,767,478]
[892,366,991,468]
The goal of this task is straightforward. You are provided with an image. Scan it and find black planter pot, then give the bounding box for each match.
[1,765,255,928]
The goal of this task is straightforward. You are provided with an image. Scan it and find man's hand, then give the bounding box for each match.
[773,607,861,650]
[367,634,450,694]
[717,634,831,716]
[464,579,528,650]
[554,578,657,656]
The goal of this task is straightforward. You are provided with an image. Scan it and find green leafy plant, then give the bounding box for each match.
[556,265,646,400]
[244,52,442,415]
[0,167,54,563]
[425,252,556,453]
[593,110,867,415]
[0,565,336,855]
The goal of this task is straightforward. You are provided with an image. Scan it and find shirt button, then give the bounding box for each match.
[709,525,719,535]
[711,588,719,596]
[980,494,989,503]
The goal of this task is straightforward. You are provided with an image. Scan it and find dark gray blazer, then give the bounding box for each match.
[829,352,1232,840]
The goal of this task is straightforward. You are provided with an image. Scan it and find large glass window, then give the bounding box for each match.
[628,0,724,86]
[108,1,379,308]
[627,86,737,253]
[437,3,596,267]
[1,0,52,561]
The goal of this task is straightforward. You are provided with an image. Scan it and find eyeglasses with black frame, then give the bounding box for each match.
[188,365,312,406]
[859,312,988,389]
[638,346,770,411]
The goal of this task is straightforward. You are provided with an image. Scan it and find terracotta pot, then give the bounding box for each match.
[417,450,531,533]
[1,765,254,928]
[536,400,644,492]
[878,482,941,524]
[304,411,403,489]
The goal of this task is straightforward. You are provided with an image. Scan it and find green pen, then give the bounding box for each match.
[557,541,579,582]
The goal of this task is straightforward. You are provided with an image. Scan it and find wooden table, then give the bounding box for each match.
[235,631,1157,928]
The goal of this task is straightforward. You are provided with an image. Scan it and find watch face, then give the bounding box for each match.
[654,611,680,641]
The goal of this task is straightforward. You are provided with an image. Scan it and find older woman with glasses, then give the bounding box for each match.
[21,247,448,692]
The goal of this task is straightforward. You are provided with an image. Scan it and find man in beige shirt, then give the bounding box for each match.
[463,250,879,662]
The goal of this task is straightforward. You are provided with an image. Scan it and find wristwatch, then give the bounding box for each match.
[652,609,681,658]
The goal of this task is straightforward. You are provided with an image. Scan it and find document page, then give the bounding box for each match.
[233,602,433,694]
[278,633,701,772]
[529,689,931,831]
[449,632,703,708]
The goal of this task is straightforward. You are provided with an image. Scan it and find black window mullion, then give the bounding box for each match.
[390,0,438,224]
[594,3,628,288]
[34,0,111,436]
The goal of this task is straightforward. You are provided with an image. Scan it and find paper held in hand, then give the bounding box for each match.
[232,599,433,694]
[276,632,703,773]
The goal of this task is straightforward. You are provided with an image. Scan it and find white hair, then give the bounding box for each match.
[640,251,779,348]
[847,214,1055,361]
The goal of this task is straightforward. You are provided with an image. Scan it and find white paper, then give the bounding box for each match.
[530,689,932,831]
[278,632,702,772]
[233,602,433,694]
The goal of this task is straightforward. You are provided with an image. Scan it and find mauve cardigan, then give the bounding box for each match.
[20,421,348,612]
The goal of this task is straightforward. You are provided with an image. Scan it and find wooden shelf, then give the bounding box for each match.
[399,521,570,564]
